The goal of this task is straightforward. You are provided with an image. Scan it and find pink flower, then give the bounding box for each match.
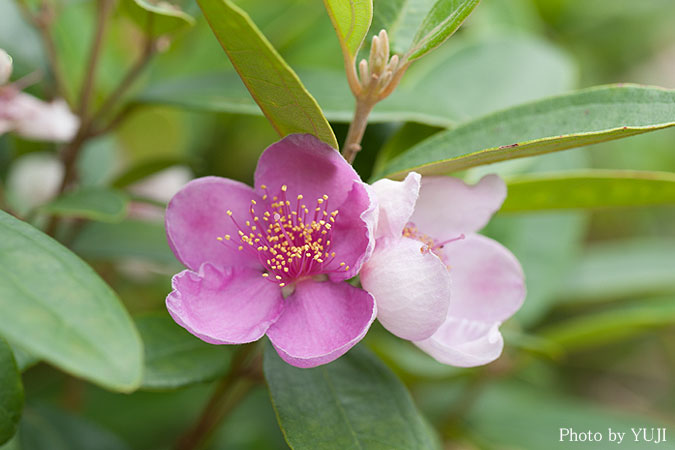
[0,48,78,142]
[165,134,377,368]
[360,173,526,367]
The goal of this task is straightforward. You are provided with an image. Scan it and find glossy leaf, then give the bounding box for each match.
[136,313,232,390]
[0,338,23,446]
[541,297,675,351]
[71,220,177,267]
[374,85,675,180]
[560,239,675,303]
[264,343,438,450]
[0,211,142,392]
[139,34,574,127]
[196,0,337,148]
[323,0,372,59]
[39,188,129,223]
[502,170,675,211]
[407,0,480,60]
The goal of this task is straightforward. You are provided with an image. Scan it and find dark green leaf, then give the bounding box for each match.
[196,0,338,148]
[0,338,23,446]
[502,170,675,211]
[264,343,438,450]
[407,0,481,60]
[375,85,675,180]
[136,313,232,389]
[0,211,142,392]
[39,188,129,223]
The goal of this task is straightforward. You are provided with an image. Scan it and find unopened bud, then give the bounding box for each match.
[0,48,13,85]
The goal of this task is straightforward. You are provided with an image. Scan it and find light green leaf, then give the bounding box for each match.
[196,0,337,148]
[502,170,675,212]
[264,343,439,450]
[125,0,195,37]
[407,0,480,60]
[71,220,177,267]
[0,211,142,392]
[366,0,436,56]
[136,313,232,390]
[560,239,675,304]
[323,0,373,59]
[139,34,574,127]
[0,338,23,446]
[39,188,129,223]
[9,346,38,373]
[540,297,675,351]
[375,84,675,180]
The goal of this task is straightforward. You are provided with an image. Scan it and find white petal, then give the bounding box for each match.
[10,94,79,142]
[0,48,12,85]
[371,172,420,239]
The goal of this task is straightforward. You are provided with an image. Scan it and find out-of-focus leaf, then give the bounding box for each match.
[196,0,337,148]
[502,170,675,211]
[19,404,131,450]
[540,297,675,352]
[136,313,232,390]
[124,0,195,37]
[406,0,480,60]
[39,188,129,223]
[0,211,142,392]
[560,239,675,303]
[0,338,23,446]
[465,382,674,449]
[71,220,177,266]
[139,34,574,127]
[375,85,675,180]
[111,158,187,188]
[264,343,439,450]
[9,346,38,373]
[323,0,372,59]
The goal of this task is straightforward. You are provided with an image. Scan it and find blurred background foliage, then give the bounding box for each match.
[1,0,675,448]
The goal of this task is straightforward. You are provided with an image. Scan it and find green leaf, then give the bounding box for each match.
[0,338,23,446]
[139,34,574,127]
[502,170,675,212]
[19,404,131,450]
[540,297,675,351]
[39,188,129,223]
[323,0,373,59]
[196,0,338,148]
[71,220,177,267]
[9,346,38,373]
[125,0,195,37]
[264,343,438,450]
[375,84,675,180]
[111,158,187,189]
[0,211,142,392]
[136,313,232,390]
[407,0,481,60]
[560,239,675,303]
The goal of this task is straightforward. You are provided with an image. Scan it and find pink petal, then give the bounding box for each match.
[371,172,420,240]
[409,174,506,240]
[325,181,377,282]
[414,318,504,367]
[360,237,451,341]
[167,263,284,344]
[165,176,263,272]
[439,234,525,322]
[254,134,361,208]
[266,280,376,368]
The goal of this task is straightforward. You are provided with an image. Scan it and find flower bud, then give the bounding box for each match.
[0,48,12,85]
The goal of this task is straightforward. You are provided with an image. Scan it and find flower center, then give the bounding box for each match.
[218,184,350,287]
[402,222,464,264]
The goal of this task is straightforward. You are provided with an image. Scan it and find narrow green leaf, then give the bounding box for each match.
[126,0,195,37]
[540,297,675,351]
[559,239,675,303]
[264,343,438,450]
[502,170,675,212]
[407,0,480,60]
[71,220,177,267]
[0,211,143,392]
[375,85,675,180]
[39,188,129,223]
[136,313,232,390]
[323,0,373,59]
[0,338,23,446]
[196,0,338,148]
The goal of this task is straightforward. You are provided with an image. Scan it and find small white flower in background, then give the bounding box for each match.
[0,48,79,142]
[6,152,64,216]
[128,166,193,221]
